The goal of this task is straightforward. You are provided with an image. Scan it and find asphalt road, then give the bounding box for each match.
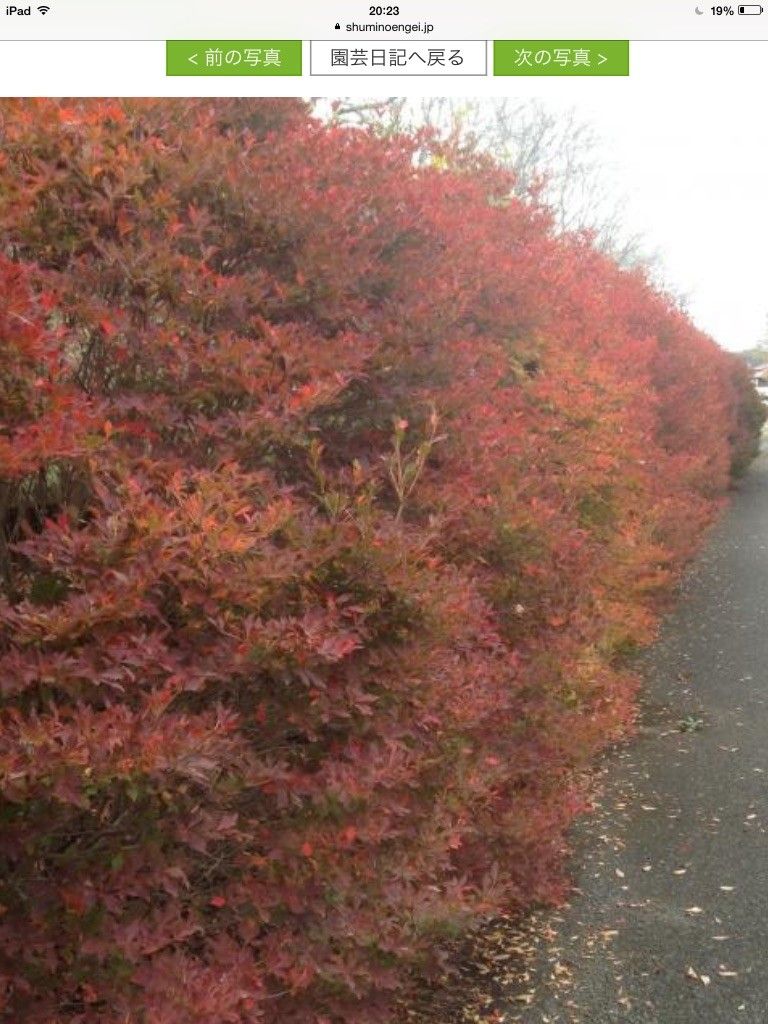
[512,443,768,1023]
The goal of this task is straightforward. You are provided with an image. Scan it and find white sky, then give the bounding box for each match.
[534,42,768,353]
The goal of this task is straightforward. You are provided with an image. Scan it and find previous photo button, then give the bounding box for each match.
[166,40,302,76]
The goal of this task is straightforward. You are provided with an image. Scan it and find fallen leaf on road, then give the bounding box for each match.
[685,966,711,986]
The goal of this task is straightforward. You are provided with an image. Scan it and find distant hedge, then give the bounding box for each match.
[0,99,762,1023]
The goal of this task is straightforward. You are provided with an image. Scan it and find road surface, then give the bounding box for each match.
[511,443,768,1023]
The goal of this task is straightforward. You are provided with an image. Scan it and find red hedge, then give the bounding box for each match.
[0,99,762,1022]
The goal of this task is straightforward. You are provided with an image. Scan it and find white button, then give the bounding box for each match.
[310,40,488,76]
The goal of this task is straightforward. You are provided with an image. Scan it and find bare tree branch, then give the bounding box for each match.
[319,97,657,270]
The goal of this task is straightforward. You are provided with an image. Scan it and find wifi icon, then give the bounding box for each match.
[38,4,50,12]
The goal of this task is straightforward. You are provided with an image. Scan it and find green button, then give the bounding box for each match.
[494,40,629,76]
[166,40,302,76]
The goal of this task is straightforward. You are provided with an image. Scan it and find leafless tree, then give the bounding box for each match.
[318,97,657,270]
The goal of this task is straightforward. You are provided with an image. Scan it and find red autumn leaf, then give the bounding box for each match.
[80,983,99,1004]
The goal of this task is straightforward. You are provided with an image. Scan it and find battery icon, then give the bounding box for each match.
[739,4,763,12]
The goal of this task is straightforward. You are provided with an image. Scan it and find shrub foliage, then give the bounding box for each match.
[0,99,762,1022]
